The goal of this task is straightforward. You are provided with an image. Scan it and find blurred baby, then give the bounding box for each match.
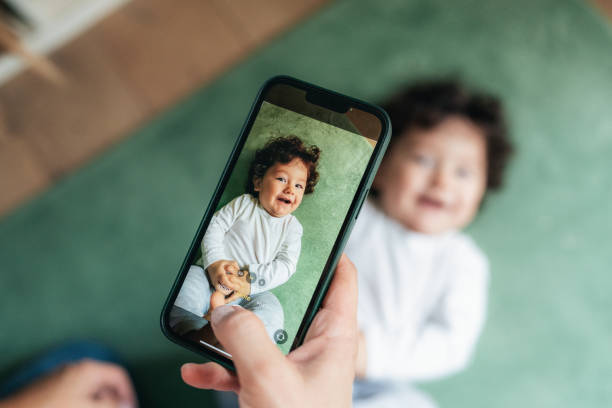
[347,79,513,407]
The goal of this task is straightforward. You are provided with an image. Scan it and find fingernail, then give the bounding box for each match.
[211,305,237,325]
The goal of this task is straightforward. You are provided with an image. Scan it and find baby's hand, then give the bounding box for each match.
[224,262,239,275]
[224,269,252,304]
[206,260,239,296]
[204,260,242,320]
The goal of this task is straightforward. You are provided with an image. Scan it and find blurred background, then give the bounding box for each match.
[1,0,611,406]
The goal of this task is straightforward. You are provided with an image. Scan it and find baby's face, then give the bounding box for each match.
[254,158,308,217]
[375,116,487,234]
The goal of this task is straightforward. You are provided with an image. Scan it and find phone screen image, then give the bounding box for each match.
[163,78,388,361]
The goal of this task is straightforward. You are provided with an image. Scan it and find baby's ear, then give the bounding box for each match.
[253,176,262,191]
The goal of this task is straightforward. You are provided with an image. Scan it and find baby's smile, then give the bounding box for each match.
[417,194,446,210]
[277,195,293,205]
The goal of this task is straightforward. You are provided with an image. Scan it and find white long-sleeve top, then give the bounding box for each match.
[346,199,489,381]
[202,194,303,296]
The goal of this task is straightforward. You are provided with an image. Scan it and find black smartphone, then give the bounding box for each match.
[160,75,390,370]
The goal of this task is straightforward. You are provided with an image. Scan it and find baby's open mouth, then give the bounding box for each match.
[418,196,445,209]
[277,197,292,204]
[217,282,234,296]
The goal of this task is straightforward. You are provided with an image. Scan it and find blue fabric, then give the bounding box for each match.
[0,340,123,399]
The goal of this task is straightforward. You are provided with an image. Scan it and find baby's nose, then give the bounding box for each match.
[433,168,452,188]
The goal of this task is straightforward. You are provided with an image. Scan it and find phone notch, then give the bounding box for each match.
[305,89,350,113]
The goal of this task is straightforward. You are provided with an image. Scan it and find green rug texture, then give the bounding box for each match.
[2,0,611,406]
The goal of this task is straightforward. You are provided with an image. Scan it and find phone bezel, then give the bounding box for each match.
[160,75,391,371]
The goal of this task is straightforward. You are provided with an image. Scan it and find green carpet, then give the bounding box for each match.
[2,0,611,406]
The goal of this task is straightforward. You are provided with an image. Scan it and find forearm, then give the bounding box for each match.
[247,220,301,295]
[202,203,237,268]
[248,260,294,294]
[201,230,227,269]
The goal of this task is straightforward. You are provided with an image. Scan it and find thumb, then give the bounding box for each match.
[210,305,288,383]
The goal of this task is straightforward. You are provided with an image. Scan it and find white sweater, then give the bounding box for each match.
[202,194,303,296]
[346,199,489,381]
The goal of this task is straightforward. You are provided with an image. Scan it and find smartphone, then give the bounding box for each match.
[160,75,390,370]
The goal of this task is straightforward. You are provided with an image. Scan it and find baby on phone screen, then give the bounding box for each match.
[171,136,320,340]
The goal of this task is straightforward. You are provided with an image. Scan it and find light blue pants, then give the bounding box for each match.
[171,265,284,340]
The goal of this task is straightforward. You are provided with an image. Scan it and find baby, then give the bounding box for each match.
[348,80,513,407]
[171,136,320,340]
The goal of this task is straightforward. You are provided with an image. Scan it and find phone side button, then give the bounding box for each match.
[354,189,369,220]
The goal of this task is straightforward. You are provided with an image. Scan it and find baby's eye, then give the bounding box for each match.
[412,153,435,168]
[276,177,287,183]
[295,183,304,190]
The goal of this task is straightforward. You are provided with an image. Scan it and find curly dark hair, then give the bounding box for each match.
[247,136,321,196]
[382,79,514,191]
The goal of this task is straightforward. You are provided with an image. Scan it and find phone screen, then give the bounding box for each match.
[165,79,386,360]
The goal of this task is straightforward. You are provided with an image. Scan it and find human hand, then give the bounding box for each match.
[204,290,228,321]
[0,359,137,408]
[181,254,358,408]
[204,261,247,320]
[206,260,240,296]
[223,269,252,303]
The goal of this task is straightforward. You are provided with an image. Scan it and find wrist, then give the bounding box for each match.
[205,262,222,284]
